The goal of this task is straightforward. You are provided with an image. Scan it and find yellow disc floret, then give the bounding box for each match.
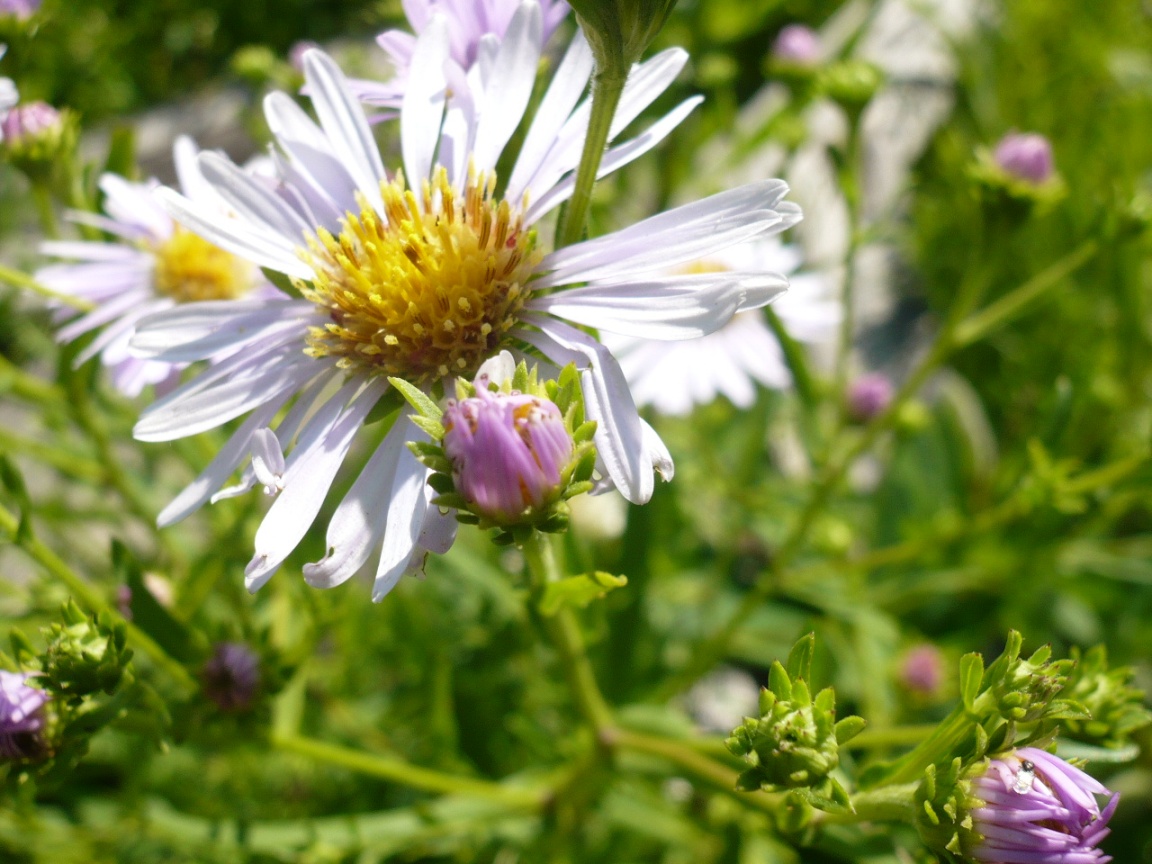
[301,166,541,385]
[153,226,253,302]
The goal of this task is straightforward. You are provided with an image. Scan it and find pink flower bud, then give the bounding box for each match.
[201,643,261,713]
[772,25,821,65]
[994,132,1054,185]
[847,373,893,422]
[900,644,944,694]
[443,388,574,524]
[1,100,61,145]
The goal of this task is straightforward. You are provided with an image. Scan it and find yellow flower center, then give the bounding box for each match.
[301,167,540,385]
[153,226,253,302]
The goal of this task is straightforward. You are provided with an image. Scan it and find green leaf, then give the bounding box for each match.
[260,267,302,297]
[786,632,815,683]
[537,571,628,616]
[387,376,444,421]
[768,661,793,701]
[834,715,867,744]
[959,652,984,710]
[0,455,33,543]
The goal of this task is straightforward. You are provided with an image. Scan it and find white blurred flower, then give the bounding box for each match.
[35,137,273,397]
[603,237,838,415]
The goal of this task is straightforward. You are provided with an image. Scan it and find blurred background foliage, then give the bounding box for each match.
[1,0,1152,862]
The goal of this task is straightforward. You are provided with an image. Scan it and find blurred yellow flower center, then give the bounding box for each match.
[301,167,540,385]
[153,227,252,302]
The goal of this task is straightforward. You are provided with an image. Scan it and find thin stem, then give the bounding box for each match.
[31,182,60,239]
[272,734,542,808]
[610,728,780,814]
[844,724,938,750]
[555,68,627,248]
[818,783,919,823]
[0,502,197,694]
[0,261,95,311]
[523,532,614,733]
[0,425,105,483]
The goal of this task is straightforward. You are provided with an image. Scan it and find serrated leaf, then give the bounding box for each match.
[959,652,984,710]
[387,376,443,421]
[538,571,628,616]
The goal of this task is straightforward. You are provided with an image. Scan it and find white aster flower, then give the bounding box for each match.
[35,137,272,397]
[603,238,838,416]
[348,0,569,112]
[131,2,800,600]
[0,45,17,135]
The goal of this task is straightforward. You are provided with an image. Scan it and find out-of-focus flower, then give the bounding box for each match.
[994,132,1054,185]
[444,385,574,525]
[36,137,273,397]
[349,0,569,112]
[0,0,39,20]
[0,99,58,143]
[201,643,261,713]
[685,666,760,734]
[967,748,1118,864]
[0,671,48,760]
[0,45,17,130]
[847,372,893,422]
[900,643,944,695]
[288,40,321,72]
[772,24,821,65]
[130,8,800,600]
[604,238,836,416]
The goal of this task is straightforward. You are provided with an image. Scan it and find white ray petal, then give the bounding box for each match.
[401,15,450,188]
[131,299,315,361]
[245,379,385,592]
[470,1,542,172]
[157,188,312,279]
[302,50,387,211]
[372,438,432,601]
[303,413,410,589]
[517,317,654,504]
[198,151,315,242]
[528,271,788,340]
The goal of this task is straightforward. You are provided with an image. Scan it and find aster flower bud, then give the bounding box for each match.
[917,748,1118,863]
[201,642,261,713]
[444,389,574,524]
[900,643,945,696]
[0,0,39,20]
[0,671,48,760]
[41,600,132,697]
[566,0,679,73]
[772,24,821,66]
[726,635,864,805]
[1,100,77,185]
[994,132,1054,185]
[847,373,893,422]
[393,353,597,541]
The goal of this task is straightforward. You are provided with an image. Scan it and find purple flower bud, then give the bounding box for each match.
[994,132,1055,185]
[443,388,574,524]
[1,100,61,145]
[772,25,821,65]
[847,373,893,422]
[900,644,944,694]
[969,747,1118,864]
[0,671,48,760]
[0,0,40,20]
[201,643,261,713]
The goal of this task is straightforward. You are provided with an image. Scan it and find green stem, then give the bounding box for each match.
[952,240,1098,347]
[0,425,106,483]
[523,532,614,733]
[31,182,60,239]
[555,68,627,248]
[819,782,919,823]
[272,734,542,808]
[0,261,95,311]
[611,728,780,815]
[0,502,197,694]
[844,724,939,750]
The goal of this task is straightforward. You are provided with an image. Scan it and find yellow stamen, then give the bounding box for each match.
[153,226,253,302]
[301,167,541,385]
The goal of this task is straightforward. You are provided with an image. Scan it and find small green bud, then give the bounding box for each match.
[2,101,78,187]
[726,638,863,803]
[1057,645,1152,750]
[40,600,132,697]
[816,60,883,114]
[566,0,679,75]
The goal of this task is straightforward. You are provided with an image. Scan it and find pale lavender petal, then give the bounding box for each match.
[470,1,541,172]
[130,299,317,362]
[401,14,450,188]
[372,434,432,601]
